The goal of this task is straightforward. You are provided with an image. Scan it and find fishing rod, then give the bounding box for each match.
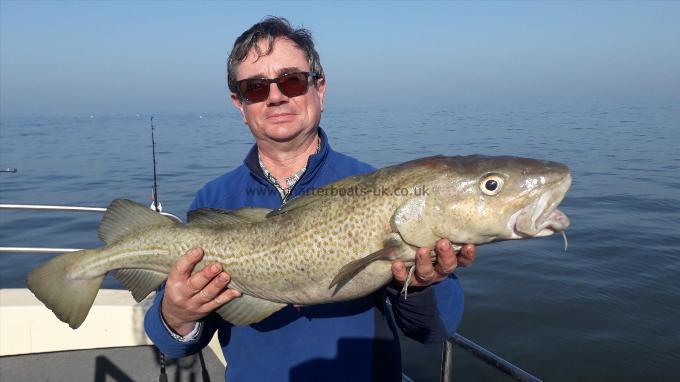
[126,117,178,381]
[150,117,170,381]
[150,117,161,213]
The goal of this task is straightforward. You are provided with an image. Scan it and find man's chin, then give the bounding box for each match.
[263,125,316,143]
[266,128,298,142]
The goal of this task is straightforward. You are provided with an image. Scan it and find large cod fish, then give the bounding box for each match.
[27,155,571,329]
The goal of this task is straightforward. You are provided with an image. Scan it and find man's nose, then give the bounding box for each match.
[266,82,287,104]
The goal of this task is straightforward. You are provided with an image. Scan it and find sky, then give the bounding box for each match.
[1,1,679,115]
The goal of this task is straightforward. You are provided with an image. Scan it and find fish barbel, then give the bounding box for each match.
[27,155,571,329]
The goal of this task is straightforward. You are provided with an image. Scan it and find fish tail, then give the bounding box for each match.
[26,249,105,329]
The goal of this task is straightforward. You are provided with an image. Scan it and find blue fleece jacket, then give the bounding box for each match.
[144,128,464,382]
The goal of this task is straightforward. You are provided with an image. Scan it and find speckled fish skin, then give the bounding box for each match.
[27,155,571,328]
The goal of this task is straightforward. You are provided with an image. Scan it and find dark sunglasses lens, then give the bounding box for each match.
[277,73,309,98]
[238,73,311,103]
[240,79,269,103]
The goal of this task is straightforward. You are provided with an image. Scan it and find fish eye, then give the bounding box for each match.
[480,175,504,196]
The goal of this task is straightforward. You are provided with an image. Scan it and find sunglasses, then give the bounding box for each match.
[235,72,318,103]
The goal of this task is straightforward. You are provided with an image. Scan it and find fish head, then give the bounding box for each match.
[392,156,571,247]
[437,155,571,243]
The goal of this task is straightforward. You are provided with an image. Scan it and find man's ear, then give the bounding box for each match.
[230,93,248,124]
[316,78,327,112]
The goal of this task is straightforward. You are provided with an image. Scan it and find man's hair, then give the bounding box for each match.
[227,16,324,94]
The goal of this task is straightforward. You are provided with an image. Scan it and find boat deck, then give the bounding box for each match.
[0,345,225,381]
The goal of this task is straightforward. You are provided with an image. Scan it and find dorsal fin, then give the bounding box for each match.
[267,195,316,217]
[188,207,272,226]
[98,199,177,245]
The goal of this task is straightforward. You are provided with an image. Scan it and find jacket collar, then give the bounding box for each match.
[244,127,331,187]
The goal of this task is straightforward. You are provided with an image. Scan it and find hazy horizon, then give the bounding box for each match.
[2,1,679,116]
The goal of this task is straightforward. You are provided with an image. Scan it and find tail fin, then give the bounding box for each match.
[26,249,105,329]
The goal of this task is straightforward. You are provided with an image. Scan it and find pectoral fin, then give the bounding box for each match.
[214,294,286,326]
[328,245,398,290]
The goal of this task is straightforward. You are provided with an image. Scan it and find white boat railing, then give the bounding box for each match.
[0,203,182,254]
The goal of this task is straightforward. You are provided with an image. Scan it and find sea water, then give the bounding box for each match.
[1,104,678,381]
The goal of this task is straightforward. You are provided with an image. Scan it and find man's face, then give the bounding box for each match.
[231,38,326,144]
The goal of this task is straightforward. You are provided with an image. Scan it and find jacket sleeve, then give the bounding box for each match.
[144,285,221,358]
[386,274,464,344]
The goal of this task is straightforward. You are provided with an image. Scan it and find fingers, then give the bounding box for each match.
[169,247,237,301]
[391,249,443,287]
[391,261,409,283]
[457,244,477,267]
[194,266,239,307]
[161,247,241,335]
[392,240,477,289]
[169,247,204,284]
[186,261,224,297]
[433,239,458,275]
[212,287,242,306]
[414,247,437,283]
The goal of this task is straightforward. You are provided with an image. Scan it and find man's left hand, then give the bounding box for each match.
[392,239,476,288]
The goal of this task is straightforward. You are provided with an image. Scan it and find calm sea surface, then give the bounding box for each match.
[1,105,679,381]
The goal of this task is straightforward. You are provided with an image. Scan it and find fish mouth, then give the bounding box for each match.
[510,173,572,238]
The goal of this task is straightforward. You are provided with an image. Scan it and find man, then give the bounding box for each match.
[145,17,476,381]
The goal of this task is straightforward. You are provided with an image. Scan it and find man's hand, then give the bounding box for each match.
[161,247,241,336]
[392,239,476,288]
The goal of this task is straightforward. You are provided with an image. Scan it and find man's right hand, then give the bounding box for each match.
[161,247,242,336]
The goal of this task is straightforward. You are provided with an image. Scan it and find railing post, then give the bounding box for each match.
[440,337,454,382]
[448,333,543,382]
